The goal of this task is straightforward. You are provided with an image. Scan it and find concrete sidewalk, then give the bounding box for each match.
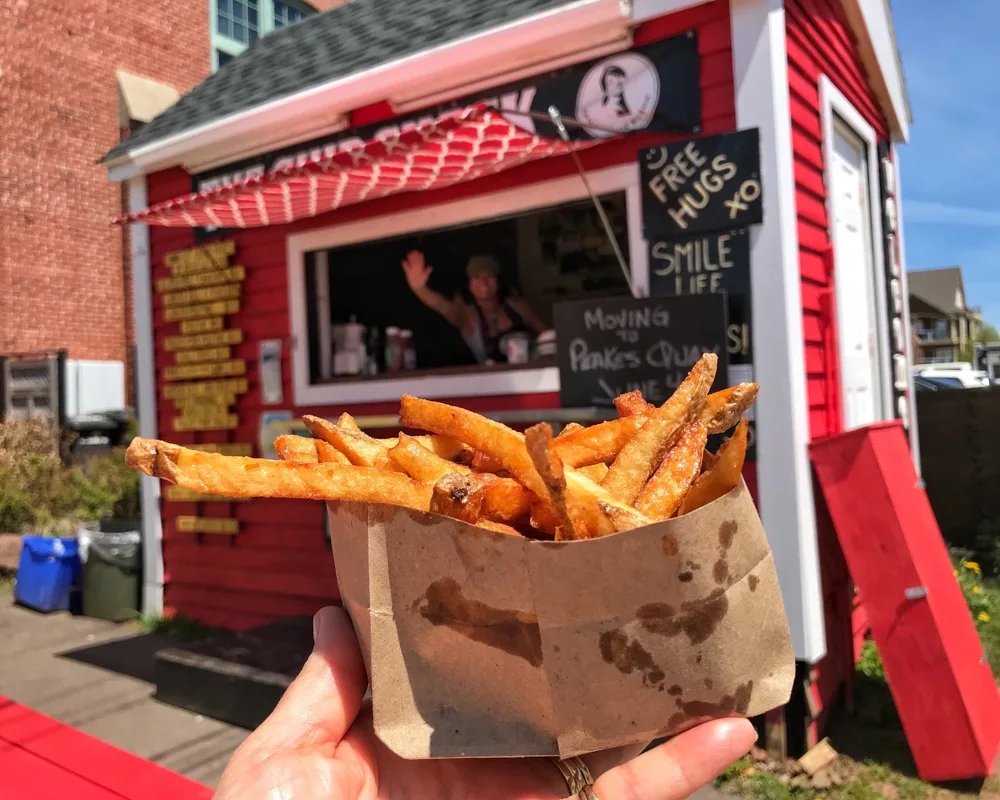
[0,596,727,799]
[0,600,247,788]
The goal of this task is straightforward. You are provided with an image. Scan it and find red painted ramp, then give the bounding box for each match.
[810,422,1000,781]
[0,696,212,800]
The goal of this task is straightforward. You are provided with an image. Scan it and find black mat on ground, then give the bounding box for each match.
[154,616,314,730]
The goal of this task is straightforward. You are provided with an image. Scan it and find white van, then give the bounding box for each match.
[913,362,991,388]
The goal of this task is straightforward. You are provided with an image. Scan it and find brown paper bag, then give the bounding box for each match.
[328,479,795,759]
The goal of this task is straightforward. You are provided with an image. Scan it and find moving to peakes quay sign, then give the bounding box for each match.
[192,32,702,196]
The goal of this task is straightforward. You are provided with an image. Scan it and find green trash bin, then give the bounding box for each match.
[82,530,141,621]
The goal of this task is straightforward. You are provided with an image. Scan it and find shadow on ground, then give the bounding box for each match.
[825,673,987,795]
[57,631,175,685]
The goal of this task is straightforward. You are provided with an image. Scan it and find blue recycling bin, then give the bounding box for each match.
[13,536,80,612]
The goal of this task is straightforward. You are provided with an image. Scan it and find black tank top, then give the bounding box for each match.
[466,299,531,363]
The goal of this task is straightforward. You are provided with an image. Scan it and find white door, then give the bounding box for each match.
[830,120,882,430]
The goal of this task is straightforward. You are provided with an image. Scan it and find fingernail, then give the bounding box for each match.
[313,609,326,645]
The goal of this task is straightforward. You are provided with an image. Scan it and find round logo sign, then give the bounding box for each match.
[575,52,661,138]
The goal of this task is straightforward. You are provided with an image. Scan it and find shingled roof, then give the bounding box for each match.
[103,0,585,163]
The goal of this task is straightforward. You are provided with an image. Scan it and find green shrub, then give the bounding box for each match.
[0,419,139,533]
[0,488,37,532]
[857,639,886,682]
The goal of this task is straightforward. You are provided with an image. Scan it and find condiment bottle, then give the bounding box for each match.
[384,327,401,373]
[366,326,382,375]
[400,330,416,370]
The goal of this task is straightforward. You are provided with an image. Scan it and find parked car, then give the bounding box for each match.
[913,375,964,392]
[913,363,991,389]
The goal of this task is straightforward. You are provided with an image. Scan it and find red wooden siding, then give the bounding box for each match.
[145,1,735,630]
[785,0,892,748]
[786,0,889,441]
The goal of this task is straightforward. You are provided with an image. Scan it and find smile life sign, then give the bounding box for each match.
[640,129,762,238]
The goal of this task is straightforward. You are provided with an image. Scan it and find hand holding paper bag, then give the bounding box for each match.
[126,354,795,760]
[213,605,758,800]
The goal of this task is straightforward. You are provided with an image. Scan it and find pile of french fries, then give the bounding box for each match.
[125,353,755,540]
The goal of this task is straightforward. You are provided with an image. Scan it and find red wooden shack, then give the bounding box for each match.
[102,0,953,762]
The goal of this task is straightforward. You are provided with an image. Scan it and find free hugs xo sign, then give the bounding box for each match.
[640,129,762,239]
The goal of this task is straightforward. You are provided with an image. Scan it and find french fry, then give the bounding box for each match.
[274,434,319,464]
[379,434,466,461]
[635,422,708,519]
[558,422,585,437]
[389,433,470,483]
[430,473,485,524]
[400,396,551,508]
[125,438,432,510]
[702,383,758,434]
[550,415,648,468]
[337,412,361,431]
[526,423,598,540]
[602,353,717,505]
[614,390,654,417]
[614,384,758,435]
[565,470,652,532]
[316,440,351,465]
[480,475,533,524]
[303,415,400,472]
[470,451,507,474]
[578,462,609,482]
[679,419,749,514]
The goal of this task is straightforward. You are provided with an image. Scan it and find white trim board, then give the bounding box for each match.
[287,163,647,407]
[632,0,713,23]
[891,144,922,476]
[819,75,894,425]
[128,176,164,617]
[730,0,826,662]
[841,0,911,142]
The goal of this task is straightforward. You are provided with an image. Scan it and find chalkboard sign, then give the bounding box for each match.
[554,294,728,409]
[640,129,762,238]
[649,227,750,298]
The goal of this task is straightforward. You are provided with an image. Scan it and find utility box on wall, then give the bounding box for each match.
[0,353,65,425]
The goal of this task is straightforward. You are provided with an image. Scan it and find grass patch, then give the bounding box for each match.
[137,613,219,641]
[0,569,14,595]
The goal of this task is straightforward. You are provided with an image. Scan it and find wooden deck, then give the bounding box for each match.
[0,696,212,800]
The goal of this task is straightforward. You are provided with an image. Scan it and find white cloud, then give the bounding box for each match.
[904,200,1000,227]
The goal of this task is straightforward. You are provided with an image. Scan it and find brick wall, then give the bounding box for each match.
[0,1,210,368]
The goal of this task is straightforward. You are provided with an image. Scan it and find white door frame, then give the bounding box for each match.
[730,0,826,663]
[128,176,164,616]
[819,75,894,424]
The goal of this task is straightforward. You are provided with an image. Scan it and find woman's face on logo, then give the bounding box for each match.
[605,71,626,95]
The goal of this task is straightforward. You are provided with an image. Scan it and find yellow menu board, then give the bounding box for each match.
[160,241,249,464]
[176,516,240,535]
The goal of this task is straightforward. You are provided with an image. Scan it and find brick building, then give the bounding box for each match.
[0,0,337,422]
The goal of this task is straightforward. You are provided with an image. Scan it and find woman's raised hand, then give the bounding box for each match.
[402,250,432,291]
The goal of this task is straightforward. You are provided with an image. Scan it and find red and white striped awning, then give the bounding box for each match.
[116,105,595,228]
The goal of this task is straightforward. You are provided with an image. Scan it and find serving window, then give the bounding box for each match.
[300,192,631,390]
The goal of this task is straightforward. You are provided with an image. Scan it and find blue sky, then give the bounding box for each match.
[896,1,1000,325]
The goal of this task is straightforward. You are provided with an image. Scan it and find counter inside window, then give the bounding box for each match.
[302,192,631,391]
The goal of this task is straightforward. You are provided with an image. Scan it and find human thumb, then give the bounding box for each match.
[231,606,368,762]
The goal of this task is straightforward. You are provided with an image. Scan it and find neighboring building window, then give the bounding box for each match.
[211,0,314,70]
[274,0,305,27]
[217,0,259,45]
[914,317,949,341]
